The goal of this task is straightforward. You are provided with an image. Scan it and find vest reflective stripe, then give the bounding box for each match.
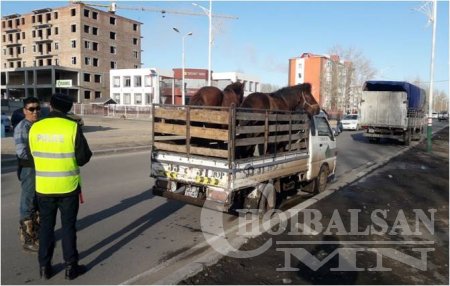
[32,151,76,158]
[36,169,80,177]
[29,117,80,195]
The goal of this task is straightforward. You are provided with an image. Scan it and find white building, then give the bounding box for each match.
[109,68,172,105]
[212,72,261,97]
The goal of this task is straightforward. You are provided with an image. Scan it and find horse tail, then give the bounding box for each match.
[189,90,205,106]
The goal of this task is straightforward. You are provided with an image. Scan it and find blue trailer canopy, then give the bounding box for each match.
[363,80,426,111]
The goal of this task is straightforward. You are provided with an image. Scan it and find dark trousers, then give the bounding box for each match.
[37,195,79,267]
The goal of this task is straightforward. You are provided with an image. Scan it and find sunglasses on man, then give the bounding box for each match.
[26,107,41,112]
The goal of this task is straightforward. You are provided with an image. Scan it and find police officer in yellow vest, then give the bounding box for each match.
[29,94,92,280]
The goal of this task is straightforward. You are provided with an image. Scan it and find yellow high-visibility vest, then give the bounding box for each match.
[29,117,80,194]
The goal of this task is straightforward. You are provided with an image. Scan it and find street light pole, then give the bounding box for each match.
[173,28,193,105]
[193,0,212,86]
[427,0,437,152]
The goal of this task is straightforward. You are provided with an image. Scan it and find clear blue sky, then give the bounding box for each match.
[2,1,449,95]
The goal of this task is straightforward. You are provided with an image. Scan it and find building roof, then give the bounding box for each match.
[89,97,117,105]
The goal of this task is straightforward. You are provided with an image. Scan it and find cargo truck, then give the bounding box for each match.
[359,81,426,145]
[150,105,337,214]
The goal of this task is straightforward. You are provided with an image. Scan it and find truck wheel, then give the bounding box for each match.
[258,183,276,214]
[314,165,329,194]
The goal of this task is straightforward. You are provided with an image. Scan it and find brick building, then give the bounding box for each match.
[1,2,141,103]
[289,53,353,113]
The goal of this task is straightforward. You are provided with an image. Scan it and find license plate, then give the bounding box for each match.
[185,186,199,198]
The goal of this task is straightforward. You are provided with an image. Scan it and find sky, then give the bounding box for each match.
[1,0,449,95]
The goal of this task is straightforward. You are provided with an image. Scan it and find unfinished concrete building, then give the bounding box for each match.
[1,2,141,103]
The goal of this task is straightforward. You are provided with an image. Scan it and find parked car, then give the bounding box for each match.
[438,111,449,121]
[340,114,360,131]
[1,113,12,132]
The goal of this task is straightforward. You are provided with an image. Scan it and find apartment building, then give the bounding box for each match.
[289,53,353,113]
[1,2,141,103]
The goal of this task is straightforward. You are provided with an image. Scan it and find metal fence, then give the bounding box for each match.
[73,104,153,120]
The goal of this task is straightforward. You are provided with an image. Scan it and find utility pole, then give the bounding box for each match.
[415,0,438,152]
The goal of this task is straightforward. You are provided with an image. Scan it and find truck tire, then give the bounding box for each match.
[258,183,276,214]
[314,165,329,194]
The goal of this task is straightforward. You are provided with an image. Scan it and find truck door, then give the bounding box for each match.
[307,115,337,181]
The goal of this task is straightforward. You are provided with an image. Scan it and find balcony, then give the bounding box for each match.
[33,37,53,43]
[4,42,21,47]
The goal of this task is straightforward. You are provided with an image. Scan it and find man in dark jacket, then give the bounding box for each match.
[14,97,41,252]
[29,94,92,280]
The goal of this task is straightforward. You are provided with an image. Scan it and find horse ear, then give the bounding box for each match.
[303,83,312,93]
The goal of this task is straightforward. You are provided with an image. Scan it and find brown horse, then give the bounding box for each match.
[222,81,245,107]
[189,86,223,106]
[240,83,320,116]
[237,83,320,158]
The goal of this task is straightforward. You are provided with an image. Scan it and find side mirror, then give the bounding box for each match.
[332,127,340,137]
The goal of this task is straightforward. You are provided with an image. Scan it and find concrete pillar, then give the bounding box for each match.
[33,70,37,98]
[51,67,55,95]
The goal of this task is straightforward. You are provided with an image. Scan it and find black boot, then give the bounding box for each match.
[39,264,52,280]
[65,263,86,280]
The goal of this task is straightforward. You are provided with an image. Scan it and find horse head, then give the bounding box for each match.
[222,81,245,107]
[294,83,320,116]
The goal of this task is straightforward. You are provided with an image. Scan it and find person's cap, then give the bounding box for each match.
[50,93,73,113]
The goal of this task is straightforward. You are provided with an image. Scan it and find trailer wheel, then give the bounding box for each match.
[315,165,329,194]
[258,183,276,214]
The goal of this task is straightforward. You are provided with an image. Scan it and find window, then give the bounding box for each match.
[32,45,36,52]
[47,59,52,66]
[22,18,25,24]
[84,73,91,82]
[95,91,101,98]
[133,23,138,31]
[92,12,98,20]
[84,25,89,33]
[46,13,51,22]
[9,62,14,68]
[71,24,76,32]
[92,27,98,35]
[134,76,142,87]
[110,17,116,25]
[113,93,120,104]
[110,32,116,40]
[47,28,51,36]
[316,117,333,138]
[146,93,152,104]
[55,59,59,66]
[17,61,21,68]
[16,33,20,41]
[37,30,43,38]
[92,42,98,51]
[94,74,101,83]
[23,61,26,67]
[38,59,43,66]
[110,61,116,69]
[133,38,138,45]
[123,93,131,104]
[72,57,77,64]
[85,41,90,49]
[32,30,36,38]
[32,16,35,23]
[93,58,99,67]
[112,76,120,87]
[144,75,152,87]
[22,32,25,39]
[133,51,138,58]
[84,57,90,65]
[84,9,90,17]
[54,27,58,35]
[110,46,116,54]
[123,76,131,87]
[54,12,58,19]
[71,40,76,48]
[71,8,76,16]
[134,93,142,105]
[84,90,90,99]
[37,14,42,23]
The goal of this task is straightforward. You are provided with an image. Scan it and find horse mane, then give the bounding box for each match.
[271,83,311,98]
[224,81,245,105]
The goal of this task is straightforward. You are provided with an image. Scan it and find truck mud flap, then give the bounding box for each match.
[152,187,230,212]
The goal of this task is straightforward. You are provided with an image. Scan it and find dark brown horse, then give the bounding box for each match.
[237,83,320,158]
[189,86,223,106]
[222,81,245,107]
[240,83,320,116]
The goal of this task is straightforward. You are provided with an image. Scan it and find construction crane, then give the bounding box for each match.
[75,1,238,19]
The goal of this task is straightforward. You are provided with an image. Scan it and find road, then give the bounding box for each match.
[1,120,447,284]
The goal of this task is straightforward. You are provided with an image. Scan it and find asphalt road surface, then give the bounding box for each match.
[1,121,447,284]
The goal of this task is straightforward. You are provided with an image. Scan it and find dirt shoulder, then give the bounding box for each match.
[181,128,449,285]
